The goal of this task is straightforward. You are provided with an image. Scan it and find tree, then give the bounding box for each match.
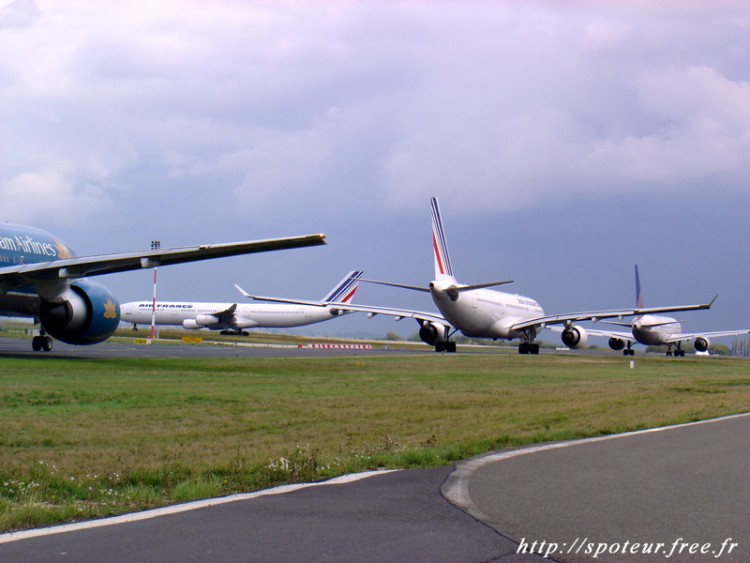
[731,338,750,357]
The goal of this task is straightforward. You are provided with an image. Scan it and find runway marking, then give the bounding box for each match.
[442,412,750,523]
[0,470,399,545]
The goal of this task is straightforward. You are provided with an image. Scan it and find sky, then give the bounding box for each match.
[1,0,748,343]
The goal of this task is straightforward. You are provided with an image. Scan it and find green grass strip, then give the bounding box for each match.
[0,353,748,531]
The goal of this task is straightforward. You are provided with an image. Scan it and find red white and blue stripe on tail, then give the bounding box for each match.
[322,270,363,303]
[431,197,455,281]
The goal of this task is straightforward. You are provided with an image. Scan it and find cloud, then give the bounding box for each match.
[0,0,748,230]
[1,169,112,226]
[575,66,750,189]
[0,0,40,29]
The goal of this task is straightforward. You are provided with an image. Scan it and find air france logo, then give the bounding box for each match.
[0,235,61,257]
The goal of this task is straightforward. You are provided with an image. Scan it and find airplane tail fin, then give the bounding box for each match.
[321,271,363,303]
[635,265,644,309]
[431,197,456,282]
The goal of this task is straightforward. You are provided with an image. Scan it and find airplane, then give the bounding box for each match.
[236,277,449,341]
[121,271,363,334]
[570,265,750,356]
[0,222,325,351]
[239,197,718,354]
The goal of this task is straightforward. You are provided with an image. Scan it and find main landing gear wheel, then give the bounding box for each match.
[435,342,457,353]
[518,342,540,355]
[32,336,54,352]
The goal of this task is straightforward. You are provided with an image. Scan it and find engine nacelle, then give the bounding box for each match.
[561,325,589,349]
[39,279,120,345]
[419,322,449,346]
[694,337,710,352]
[183,319,201,330]
[194,314,220,327]
[608,337,626,351]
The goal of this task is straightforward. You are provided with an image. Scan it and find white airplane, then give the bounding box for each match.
[241,197,717,354]
[575,265,749,356]
[0,221,325,351]
[121,271,363,334]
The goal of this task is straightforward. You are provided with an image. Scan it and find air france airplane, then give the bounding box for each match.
[121,271,363,334]
[239,197,716,354]
[0,222,325,351]
[577,266,748,356]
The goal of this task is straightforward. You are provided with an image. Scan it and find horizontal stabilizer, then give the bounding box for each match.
[452,280,514,292]
[360,279,430,293]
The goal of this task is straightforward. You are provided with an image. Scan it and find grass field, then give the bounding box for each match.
[0,352,749,532]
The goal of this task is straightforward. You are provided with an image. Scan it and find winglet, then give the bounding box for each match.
[234,284,252,298]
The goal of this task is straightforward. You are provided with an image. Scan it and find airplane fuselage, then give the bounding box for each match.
[631,314,682,346]
[430,280,545,340]
[121,301,340,330]
[0,223,74,266]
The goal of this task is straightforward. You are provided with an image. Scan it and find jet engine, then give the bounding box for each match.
[195,314,220,327]
[39,279,120,345]
[561,325,589,349]
[608,337,626,351]
[419,321,449,346]
[182,315,219,330]
[694,337,710,352]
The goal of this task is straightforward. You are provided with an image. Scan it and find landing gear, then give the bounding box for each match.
[220,330,250,336]
[435,341,457,353]
[623,342,635,356]
[518,342,540,355]
[32,332,54,352]
[667,345,685,357]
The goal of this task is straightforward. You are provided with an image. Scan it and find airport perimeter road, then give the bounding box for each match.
[446,413,750,563]
[0,468,545,563]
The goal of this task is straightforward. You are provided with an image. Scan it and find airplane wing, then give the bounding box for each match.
[547,325,635,342]
[212,304,239,324]
[235,284,449,326]
[322,302,449,326]
[235,285,324,307]
[360,278,514,294]
[664,329,750,344]
[510,295,718,331]
[0,234,326,292]
[549,324,750,346]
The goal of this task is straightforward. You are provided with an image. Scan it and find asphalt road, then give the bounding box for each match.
[0,468,544,563]
[1,415,747,562]
[447,413,750,562]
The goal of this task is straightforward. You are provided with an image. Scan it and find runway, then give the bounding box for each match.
[0,414,746,562]
[0,336,430,359]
